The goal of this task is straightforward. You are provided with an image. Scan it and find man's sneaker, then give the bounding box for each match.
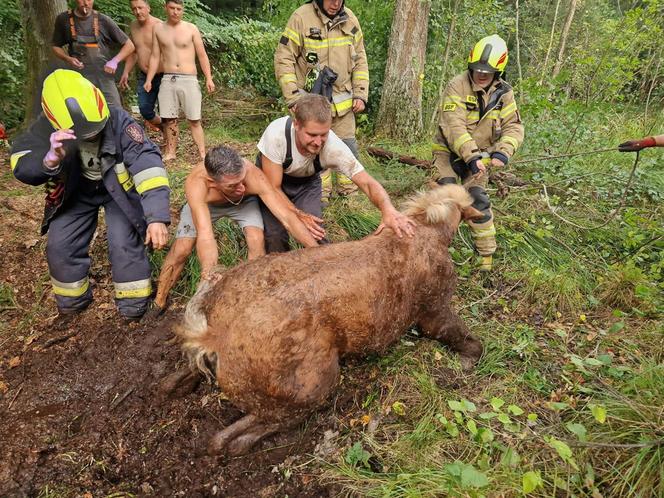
[479,255,493,272]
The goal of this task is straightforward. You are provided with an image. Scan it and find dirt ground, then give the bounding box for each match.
[0,144,366,497]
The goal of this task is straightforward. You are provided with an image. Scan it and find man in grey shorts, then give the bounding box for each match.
[149,145,323,316]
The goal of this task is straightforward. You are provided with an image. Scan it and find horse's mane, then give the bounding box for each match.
[403,184,473,225]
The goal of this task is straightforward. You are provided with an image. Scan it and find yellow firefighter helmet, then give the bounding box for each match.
[468,34,508,74]
[41,69,109,138]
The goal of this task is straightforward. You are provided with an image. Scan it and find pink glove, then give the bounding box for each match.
[104,56,120,74]
[44,129,76,169]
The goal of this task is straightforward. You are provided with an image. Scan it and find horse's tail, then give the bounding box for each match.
[176,278,218,382]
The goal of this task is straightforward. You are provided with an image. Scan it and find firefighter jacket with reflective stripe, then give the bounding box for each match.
[434,71,524,164]
[274,2,369,116]
[10,107,170,235]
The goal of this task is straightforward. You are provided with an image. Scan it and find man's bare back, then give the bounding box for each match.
[130,16,162,73]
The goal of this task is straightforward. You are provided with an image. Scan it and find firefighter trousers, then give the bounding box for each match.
[435,154,497,257]
[46,179,152,318]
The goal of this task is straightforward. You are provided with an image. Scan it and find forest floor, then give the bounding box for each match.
[0,93,662,497]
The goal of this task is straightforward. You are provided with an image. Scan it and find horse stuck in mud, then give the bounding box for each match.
[168,184,485,456]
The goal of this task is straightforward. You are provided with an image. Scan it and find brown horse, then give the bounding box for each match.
[177,184,484,455]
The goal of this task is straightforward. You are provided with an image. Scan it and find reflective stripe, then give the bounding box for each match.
[114,162,134,192]
[500,102,517,119]
[432,143,449,153]
[52,276,89,297]
[283,27,300,45]
[331,92,353,113]
[453,133,473,152]
[332,99,353,113]
[354,32,363,43]
[115,279,152,299]
[353,70,369,81]
[133,166,169,194]
[468,111,480,121]
[500,136,519,149]
[303,36,354,50]
[471,225,496,239]
[10,150,31,171]
[279,73,297,85]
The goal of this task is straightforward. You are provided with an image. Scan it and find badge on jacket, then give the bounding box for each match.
[125,123,144,143]
[308,27,322,40]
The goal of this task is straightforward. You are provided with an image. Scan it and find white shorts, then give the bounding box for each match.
[158,73,202,120]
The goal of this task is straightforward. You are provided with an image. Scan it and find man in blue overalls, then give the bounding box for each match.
[10,70,170,320]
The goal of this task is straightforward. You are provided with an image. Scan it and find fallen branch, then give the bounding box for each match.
[43,331,77,348]
[110,387,135,411]
[367,147,432,169]
[8,385,23,410]
[567,439,664,449]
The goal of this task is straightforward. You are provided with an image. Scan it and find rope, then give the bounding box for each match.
[539,151,641,231]
[512,147,617,165]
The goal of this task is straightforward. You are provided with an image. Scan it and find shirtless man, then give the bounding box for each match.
[120,0,165,137]
[150,145,323,315]
[144,0,215,161]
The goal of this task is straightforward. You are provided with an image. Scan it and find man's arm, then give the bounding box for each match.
[144,27,161,92]
[185,175,218,273]
[274,13,303,107]
[491,90,524,166]
[120,53,137,90]
[105,39,135,75]
[247,165,318,248]
[52,46,84,69]
[351,171,416,238]
[51,14,85,69]
[259,154,325,240]
[350,17,369,113]
[619,134,664,151]
[193,25,215,93]
[439,77,483,173]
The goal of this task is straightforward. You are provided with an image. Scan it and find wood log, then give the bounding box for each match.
[367,147,433,169]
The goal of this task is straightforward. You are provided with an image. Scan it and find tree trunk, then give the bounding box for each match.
[552,0,579,78]
[539,0,561,84]
[375,0,431,144]
[20,0,67,122]
[515,0,523,96]
[427,0,460,133]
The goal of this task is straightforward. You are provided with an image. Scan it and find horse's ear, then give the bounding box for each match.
[461,206,484,221]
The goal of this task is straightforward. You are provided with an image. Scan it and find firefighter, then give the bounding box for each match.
[274,0,369,198]
[433,34,524,271]
[10,70,170,319]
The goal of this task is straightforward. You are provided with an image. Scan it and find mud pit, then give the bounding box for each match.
[0,149,359,496]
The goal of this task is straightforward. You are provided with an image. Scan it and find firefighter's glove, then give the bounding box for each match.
[490,151,508,167]
[44,129,76,169]
[467,157,485,175]
[618,137,656,152]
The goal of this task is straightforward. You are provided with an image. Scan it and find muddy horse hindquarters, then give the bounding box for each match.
[178,184,484,456]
